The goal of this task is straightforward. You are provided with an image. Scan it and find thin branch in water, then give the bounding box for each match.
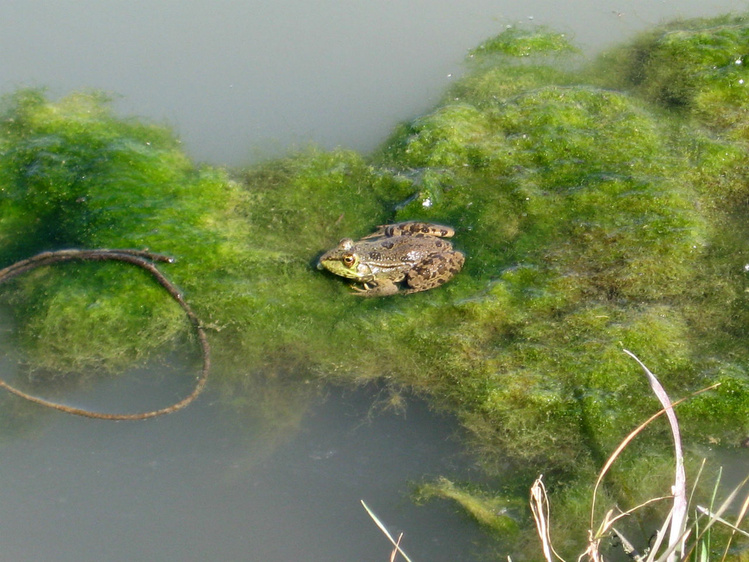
[0,248,210,420]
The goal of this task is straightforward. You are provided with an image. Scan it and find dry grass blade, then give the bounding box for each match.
[361,500,414,562]
[719,486,749,561]
[696,506,749,538]
[589,377,720,531]
[606,495,672,530]
[390,533,405,562]
[584,497,673,562]
[687,459,707,511]
[581,510,615,562]
[734,484,749,533]
[668,474,749,562]
[623,350,687,562]
[646,508,673,562]
[530,476,565,562]
[735,488,749,531]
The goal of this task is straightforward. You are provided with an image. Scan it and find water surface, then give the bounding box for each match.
[1,0,746,165]
[0,361,491,561]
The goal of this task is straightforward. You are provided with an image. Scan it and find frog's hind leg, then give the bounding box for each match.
[404,252,465,294]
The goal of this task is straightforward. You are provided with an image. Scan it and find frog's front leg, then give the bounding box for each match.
[351,278,401,297]
[404,251,465,293]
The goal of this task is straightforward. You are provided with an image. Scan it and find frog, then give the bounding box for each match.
[317,221,465,296]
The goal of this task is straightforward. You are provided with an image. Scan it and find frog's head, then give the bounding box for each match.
[317,238,368,280]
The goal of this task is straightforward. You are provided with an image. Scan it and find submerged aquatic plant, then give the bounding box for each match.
[414,476,521,537]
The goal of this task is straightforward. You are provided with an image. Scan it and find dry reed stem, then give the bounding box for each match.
[361,500,414,562]
[589,381,720,531]
[530,476,565,562]
[624,350,687,561]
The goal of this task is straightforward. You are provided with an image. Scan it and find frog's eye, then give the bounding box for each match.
[342,254,356,267]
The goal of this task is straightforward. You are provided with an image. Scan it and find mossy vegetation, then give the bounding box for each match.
[591,14,749,142]
[0,89,252,370]
[414,476,522,537]
[1,17,749,559]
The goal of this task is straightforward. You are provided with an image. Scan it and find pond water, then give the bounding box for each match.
[1,0,746,166]
[0,339,493,561]
[1,1,749,561]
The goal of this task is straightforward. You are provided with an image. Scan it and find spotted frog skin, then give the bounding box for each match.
[317,221,465,296]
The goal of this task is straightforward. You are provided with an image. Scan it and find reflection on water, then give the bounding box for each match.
[0,354,493,561]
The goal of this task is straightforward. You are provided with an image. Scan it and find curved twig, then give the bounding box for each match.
[0,249,210,420]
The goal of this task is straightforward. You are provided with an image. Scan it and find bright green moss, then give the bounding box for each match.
[6,264,186,372]
[375,85,710,484]
[468,26,579,59]
[449,64,575,110]
[370,17,749,552]
[239,148,399,255]
[0,90,251,369]
[593,14,749,142]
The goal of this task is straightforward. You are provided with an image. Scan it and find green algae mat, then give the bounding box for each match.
[2,13,749,558]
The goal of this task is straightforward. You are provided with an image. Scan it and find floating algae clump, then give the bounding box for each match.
[368,23,749,554]
[593,13,749,142]
[468,26,578,59]
[375,82,714,469]
[0,89,250,371]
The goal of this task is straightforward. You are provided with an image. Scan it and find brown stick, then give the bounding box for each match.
[0,249,210,420]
